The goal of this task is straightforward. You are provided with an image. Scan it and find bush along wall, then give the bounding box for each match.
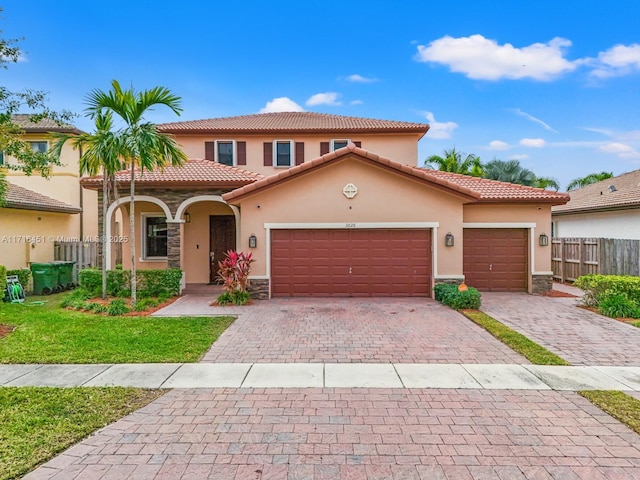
[0,265,6,296]
[434,283,482,310]
[575,274,640,319]
[78,268,182,299]
[6,269,31,292]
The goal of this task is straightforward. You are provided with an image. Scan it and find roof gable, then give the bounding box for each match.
[3,183,81,214]
[158,112,429,136]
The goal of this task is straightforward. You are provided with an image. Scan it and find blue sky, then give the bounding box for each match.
[4,0,640,189]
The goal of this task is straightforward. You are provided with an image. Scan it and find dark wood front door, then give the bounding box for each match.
[209,215,236,283]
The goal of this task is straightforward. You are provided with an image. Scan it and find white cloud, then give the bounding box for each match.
[509,154,529,160]
[511,108,558,133]
[346,74,377,83]
[599,142,640,159]
[488,140,509,150]
[583,126,640,142]
[259,97,304,113]
[423,111,458,139]
[520,138,546,147]
[590,43,640,78]
[306,92,341,106]
[415,34,577,81]
[350,99,364,105]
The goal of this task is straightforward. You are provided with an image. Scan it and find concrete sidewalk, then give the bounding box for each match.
[3,362,640,391]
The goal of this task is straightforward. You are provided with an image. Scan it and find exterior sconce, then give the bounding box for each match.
[539,233,549,247]
[444,232,454,247]
[248,234,257,249]
[183,212,191,224]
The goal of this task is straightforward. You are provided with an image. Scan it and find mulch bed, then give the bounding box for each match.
[540,290,578,298]
[66,296,180,317]
[0,324,15,340]
[578,305,638,325]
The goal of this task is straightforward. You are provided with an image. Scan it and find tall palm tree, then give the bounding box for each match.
[85,80,187,306]
[424,148,484,177]
[566,171,613,191]
[51,111,124,299]
[483,159,537,186]
[534,176,560,191]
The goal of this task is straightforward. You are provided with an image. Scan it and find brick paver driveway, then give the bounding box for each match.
[28,388,640,480]
[481,293,640,366]
[202,298,527,364]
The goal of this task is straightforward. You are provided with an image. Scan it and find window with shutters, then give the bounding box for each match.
[274,140,294,167]
[216,140,235,166]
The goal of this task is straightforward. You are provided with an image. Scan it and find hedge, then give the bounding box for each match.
[7,269,32,291]
[78,268,182,298]
[0,265,6,294]
[434,283,482,310]
[574,274,640,307]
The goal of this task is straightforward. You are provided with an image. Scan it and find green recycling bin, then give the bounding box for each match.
[52,261,75,290]
[30,263,59,295]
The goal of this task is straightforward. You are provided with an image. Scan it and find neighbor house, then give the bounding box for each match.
[81,112,569,297]
[0,115,98,270]
[552,169,640,240]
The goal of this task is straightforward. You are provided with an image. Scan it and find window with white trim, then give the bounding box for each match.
[215,140,235,166]
[28,141,49,153]
[331,139,350,151]
[274,140,294,167]
[142,214,168,259]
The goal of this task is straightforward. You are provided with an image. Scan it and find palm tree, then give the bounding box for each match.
[424,148,484,177]
[534,176,560,191]
[483,159,537,186]
[51,111,124,299]
[85,80,187,306]
[566,171,613,191]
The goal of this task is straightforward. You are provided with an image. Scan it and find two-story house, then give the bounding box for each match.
[81,112,568,297]
[0,115,98,270]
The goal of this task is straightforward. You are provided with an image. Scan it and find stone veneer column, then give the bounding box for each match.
[166,222,182,269]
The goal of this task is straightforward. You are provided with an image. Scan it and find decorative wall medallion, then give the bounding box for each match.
[343,183,358,199]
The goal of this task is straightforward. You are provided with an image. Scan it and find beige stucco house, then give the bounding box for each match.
[0,116,98,270]
[82,112,569,298]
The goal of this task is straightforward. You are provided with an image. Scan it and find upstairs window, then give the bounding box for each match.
[274,140,294,167]
[331,139,350,151]
[0,151,4,166]
[143,215,168,259]
[29,141,49,153]
[216,140,235,166]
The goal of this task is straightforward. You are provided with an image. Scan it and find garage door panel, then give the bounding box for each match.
[271,229,431,297]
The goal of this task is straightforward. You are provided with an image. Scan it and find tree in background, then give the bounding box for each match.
[0,8,75,204]
[85,80,187,306]
[424,148,484,177]
[533,176,560,191]
[482,159,537,186]
[566,171,613,191]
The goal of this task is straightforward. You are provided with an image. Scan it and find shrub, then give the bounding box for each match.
[0,265,6,297]
[216,251,254,305]
[107,299,130,316]
[138,269,182,297]
[7,269,31,291]
[78,268,181,298]
[434,282,482,310]
[60,288,92,308]
[599,292,640,319]
[85,302,107,313]
[133,298,159,312]
[217,290,250,306]
[575,274,640,307]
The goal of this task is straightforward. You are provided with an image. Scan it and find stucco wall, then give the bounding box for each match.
[0,208,77,270]
[553,209,640,240]
[174,133,422,176]
[228,155,467,278]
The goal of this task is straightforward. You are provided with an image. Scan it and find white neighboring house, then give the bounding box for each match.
[552,169,640,240]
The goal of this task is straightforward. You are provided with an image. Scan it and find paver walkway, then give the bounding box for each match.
[25,388,640,480]
[202,298,527,364]
[482,293,640,366]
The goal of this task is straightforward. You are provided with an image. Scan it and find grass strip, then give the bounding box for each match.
[579,390,640,435]
[462,309,570,365]
[0,292,234,363]
[0,387,164,480]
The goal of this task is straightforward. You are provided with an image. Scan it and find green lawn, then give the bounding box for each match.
[0,292,234,363]
[0,387,164,480]
[580,390,640,435]
[462,309,570,365]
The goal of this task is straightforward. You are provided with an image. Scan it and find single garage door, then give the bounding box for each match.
[463,228,528,291]
[271,229,431,297]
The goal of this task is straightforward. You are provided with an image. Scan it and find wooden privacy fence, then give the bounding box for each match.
[54,241,123,283]
[552,237,640,282]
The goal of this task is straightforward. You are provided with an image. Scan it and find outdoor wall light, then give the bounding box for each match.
[248,234,257,249]
[539,233,549,247]
[444,232,455,247]
[183,212,191,224]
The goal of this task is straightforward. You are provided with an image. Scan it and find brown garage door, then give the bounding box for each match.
[463,228,528,291]
[271,229,431,297]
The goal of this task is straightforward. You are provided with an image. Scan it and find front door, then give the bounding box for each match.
[209,215,236,283]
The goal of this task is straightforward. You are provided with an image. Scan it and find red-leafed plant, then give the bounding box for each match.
[216,250,255,305]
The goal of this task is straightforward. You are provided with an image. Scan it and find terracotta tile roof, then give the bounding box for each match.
[420,169,571,203]
[4,183,82,214]
[11,114,83,135]
[223,143,570,204]
[552,169,640,214]
[80,159,263,189]
[158,112,429,136]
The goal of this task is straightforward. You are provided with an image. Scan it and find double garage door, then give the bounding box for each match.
[463,228,528,292]
[271,229,432,297]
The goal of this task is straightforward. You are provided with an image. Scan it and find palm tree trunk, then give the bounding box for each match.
[130,164,136,307]
[101,173,108,299]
